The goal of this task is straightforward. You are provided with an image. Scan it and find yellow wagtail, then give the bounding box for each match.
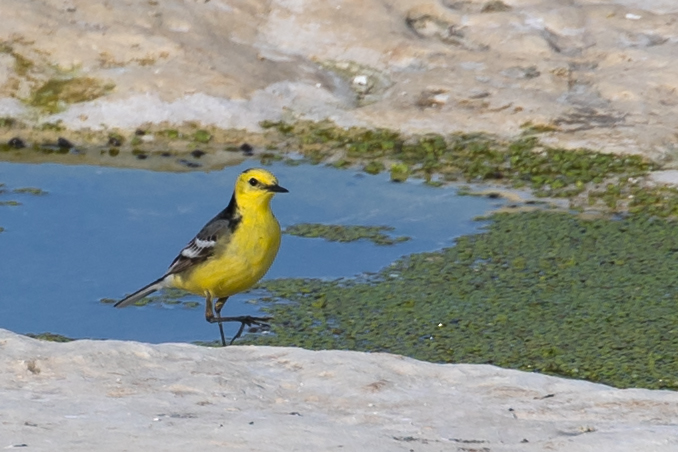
[115,168,288,345]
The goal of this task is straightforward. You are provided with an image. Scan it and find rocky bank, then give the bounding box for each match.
[2,329,678,451]
[1,0,678,158]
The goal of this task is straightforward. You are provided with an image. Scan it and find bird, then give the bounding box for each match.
[115,167,288,346]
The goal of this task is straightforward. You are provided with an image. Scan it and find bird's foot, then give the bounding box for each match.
[208,315,272,326]
[208,315,272,346]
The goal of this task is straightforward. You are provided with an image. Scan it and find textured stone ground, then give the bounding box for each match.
[2,0,678,159]
[2,329,678,451]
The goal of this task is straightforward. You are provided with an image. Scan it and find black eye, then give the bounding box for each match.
[248,177,258,186]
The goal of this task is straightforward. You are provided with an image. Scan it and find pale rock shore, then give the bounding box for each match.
[1,329,677,451]
[1,0,678,159]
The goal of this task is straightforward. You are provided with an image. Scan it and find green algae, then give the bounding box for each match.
[192,129,212,144]
[38,121,65,131]
[157,129,183,140]
[28,77,115,113]
[247,210,678,390]
[259,120,654,194]
[259,152,284,165]
[0,182,44,230]
[13,187,47,195]
[26,332,75,343]
[390,163,410,182]
[130,136,143,146]
[99,298,118,304]
[0,118,661,214]
[0,43,33,77]
[363,161,385,175]
[0,117,17,128]
[581,180,678,218]
[285,223,411,246]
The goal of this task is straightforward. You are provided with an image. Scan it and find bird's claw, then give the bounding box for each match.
[208,315,272,326]
[209,315,273,346]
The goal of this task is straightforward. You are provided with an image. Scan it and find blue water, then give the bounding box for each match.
[0,161,503,343]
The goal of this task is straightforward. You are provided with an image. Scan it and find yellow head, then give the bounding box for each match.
[234,168,288,208]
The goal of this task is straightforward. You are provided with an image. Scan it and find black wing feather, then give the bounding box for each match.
[167,195,241,275]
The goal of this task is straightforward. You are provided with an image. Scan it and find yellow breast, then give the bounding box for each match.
[172,208,282,298]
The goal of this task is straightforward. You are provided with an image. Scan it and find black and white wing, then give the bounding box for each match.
[166,217,236,275]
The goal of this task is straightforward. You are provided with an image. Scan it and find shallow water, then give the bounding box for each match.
[0,161,503,343]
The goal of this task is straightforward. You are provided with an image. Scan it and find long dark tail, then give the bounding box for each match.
[114,276,167,308]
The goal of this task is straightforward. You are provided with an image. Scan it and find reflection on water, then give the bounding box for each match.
[0,161,503,343]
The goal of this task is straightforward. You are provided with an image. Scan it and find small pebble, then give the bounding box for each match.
[7,137,25,148]
[353,75,368,85]
[108,136,122,146]
[57,137,73,149]
[240,143,254,156]
[177,159,201,168]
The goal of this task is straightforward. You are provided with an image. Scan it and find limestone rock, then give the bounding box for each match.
[0,0,677,159]
[1,329,677,451]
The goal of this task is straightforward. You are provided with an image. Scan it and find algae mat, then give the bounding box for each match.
[250,210,678,390]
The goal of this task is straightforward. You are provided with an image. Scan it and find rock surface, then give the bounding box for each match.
[1,329,677,451]
[1,0,678,159]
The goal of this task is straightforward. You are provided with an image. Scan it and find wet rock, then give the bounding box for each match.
[177,158,201,168]
[107,136,122,147]
[7,137,25,148]
[56,137,73,149]
[0,0,677,163]
[240,143,254,156]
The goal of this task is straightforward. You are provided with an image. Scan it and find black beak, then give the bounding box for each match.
[267,183,289,193]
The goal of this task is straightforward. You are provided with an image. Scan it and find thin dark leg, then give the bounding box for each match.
[215,297,228,347]
[204,292,214,322]
[203,293,227,347]
[232,321,247,346]
[210,296,272,345]
[206,315,273,344]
